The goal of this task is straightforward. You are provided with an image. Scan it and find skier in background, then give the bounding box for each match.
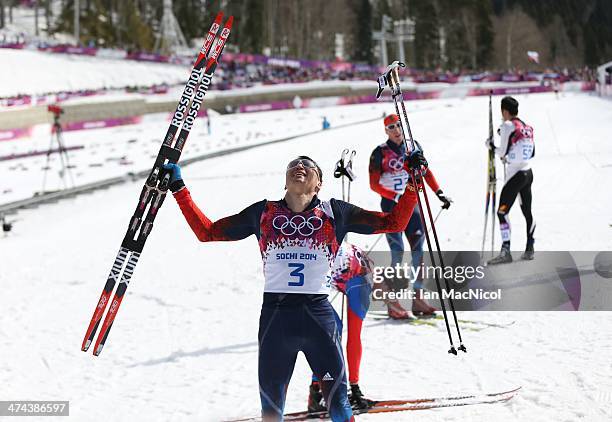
[486,96,536,264]
[164,151,428,421]
[369,114,452,319]
[323,116,331,130]
[308,243,374,412]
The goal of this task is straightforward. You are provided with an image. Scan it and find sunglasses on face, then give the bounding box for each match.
[386,123,401,130]
[287,158,318,170]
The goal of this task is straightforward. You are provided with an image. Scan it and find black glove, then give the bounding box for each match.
[407,150,427,169]
[436,189,452,209]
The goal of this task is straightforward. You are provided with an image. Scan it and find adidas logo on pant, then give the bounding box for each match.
[322,372,334,381]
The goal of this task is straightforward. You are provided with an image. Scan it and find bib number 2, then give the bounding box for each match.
[288,263,305,287]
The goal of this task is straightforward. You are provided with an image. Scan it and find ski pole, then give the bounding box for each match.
[394,70,466,353]
[346,150,356,203]
[383,63,457,353]
[393,68,466,353]
[382,62,465,354]
[334,148,355,325]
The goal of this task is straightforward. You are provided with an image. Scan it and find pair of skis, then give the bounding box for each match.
[228,387,521,421]
[376,61,466,355]
[481,91,498,257]
[367,310,516,331]
[81,12,233,357]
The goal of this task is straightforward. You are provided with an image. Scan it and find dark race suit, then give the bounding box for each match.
[171,182,418,421]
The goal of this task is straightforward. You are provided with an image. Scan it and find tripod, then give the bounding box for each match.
[41,113,75,193]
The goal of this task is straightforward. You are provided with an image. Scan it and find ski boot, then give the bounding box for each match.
[387,300,414,320]
[412,288,437,317]
[349,383,375,410]
[308,381,326,413]
[487,247,512,265]
[521,241,534,260]
[388,274,409,291]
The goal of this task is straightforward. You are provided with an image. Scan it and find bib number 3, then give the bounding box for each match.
[288,263,305,287]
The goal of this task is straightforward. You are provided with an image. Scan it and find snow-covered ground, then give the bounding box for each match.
[0,3,65,42]
[1,92,612,421]
[0,48,189,97]
[0,104,380,204]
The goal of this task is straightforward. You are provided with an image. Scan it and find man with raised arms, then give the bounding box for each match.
[163,151,427,421]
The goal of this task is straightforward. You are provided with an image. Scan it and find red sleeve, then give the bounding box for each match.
[368,150,397,200]
[343,184,417,235]
[173,188,262,242]
[424,168,440,193]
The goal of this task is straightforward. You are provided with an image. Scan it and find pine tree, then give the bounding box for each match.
[174,0,202,45]
[413,0,439,68]
[0,0,5,29]
[475,0,494,68]
[242,0,264,53]
[352,0,373,63]
[79,0,115,47]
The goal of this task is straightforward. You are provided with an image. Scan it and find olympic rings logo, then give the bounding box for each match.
[272,215,324,236]
[388,157,404,171]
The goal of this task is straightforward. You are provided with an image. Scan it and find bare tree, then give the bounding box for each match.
[34,0,39,36]
[505,8,515,68]
[461,8,478,69]
[493,7,546,70]
[0,0,5,29]
[45,0,51,32]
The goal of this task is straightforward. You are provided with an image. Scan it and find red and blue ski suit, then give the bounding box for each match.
[369,139,440,288]
[330,244,372,384]
[171,179,417,421]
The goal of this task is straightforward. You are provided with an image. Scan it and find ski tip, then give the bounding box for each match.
[81,340,91,352]
[225,16,234,28]
[214,11,224,23]
[93,344,103,356]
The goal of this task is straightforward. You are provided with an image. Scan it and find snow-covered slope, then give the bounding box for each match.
[0,104,380,204]
[0,48,189,97]
[0,93,611,421]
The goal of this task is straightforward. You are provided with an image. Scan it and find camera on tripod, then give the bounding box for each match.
[47,104,64,117]
[1,214,14,233]
[40,103,75,193]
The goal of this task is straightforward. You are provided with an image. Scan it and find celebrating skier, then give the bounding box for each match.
[368,114,451,319]
[486,96,536,264]
[308,243,374,413]
[163,152,427,421]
